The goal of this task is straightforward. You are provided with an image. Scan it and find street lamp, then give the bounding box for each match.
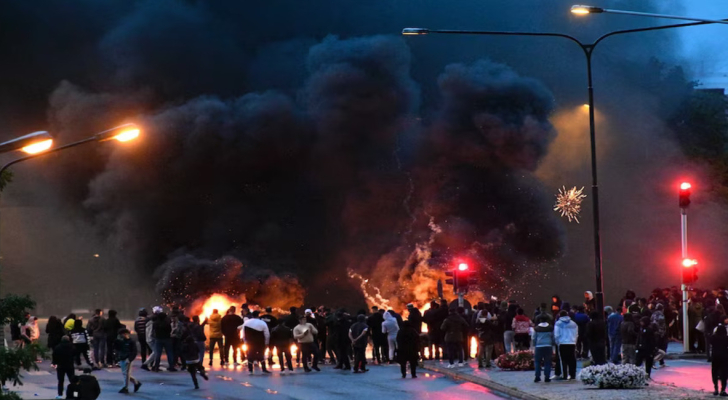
[0,123,140,345]
[571,5,728,25]
[402,17,726,319]
[0,131,53,155]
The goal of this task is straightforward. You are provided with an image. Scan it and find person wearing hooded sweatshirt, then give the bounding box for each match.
[710,325,728,396]
[349,314,369,373]
[606,306,623,364]
[86,310,106,369]
[554,310,578,380]
[240,311,271,374]
[115,328,141,394]
[620,313,638,364]
[382,311,400,365]
[396,320,420,378]
[636,316,656,379]
[586,311,607,365]
[441,308,469,368]
[71,319,93,368]
[207,309,223,367]
[142,306,162,371]
[512,308,533,351]
[572,306,590,359]
[52,336,76,399]
[584,291,596,313]
[532,314,555,383]
[475,309,499,368]
[46,316,65,350]
[650,303,668,368]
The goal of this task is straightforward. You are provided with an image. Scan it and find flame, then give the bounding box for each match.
[470,336,478,359]
[199,293,239,320]
[290,344,297,356]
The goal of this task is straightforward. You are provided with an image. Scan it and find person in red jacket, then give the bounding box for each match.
[512,308,533,351]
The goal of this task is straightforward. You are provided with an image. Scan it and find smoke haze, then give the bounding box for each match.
[0,0,725,315]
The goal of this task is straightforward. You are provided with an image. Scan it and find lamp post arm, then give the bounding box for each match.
[602,9,728,25]
[0,136,97,182]
[592,19,728,48]
[422,29,585,48]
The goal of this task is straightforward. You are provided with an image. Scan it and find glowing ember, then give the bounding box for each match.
[554,186,586,223]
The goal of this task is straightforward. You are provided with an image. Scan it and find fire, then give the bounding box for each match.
[290,344,297,357]
[470,336,478,359]
[199,293,239,320]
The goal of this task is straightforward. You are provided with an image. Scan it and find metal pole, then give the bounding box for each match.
[584,48,605,318]
[681,208,689,352]
[458,293,464,308]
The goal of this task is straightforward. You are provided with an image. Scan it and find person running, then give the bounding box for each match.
[71,319,93,369]
[294,315,321,372]
[396,320,420,378]
[240,311,271,374]
[349,314,369,373]
[46,316,65,350]
[115,328,141,394]
[271,321,294,373]
[189,316,207,366]
[86,310,106,369]
[382,311,400,365]
[221,306,243,366]
[636,316,656,380]
[620,313,638,365]
[134,309,150,367]
[441,307,469,368]
[52,336,76,400]
[554,310,578,380]
[711,325,728,396]
[182,335,208,389]
[532,314,555,383]
[207,309,223,367]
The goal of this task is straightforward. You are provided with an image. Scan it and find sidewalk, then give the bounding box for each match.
[423,358,712,400]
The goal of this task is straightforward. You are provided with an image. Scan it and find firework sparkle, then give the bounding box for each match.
[554,186,586,223]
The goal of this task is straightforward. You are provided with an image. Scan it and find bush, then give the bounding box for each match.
[578,363,647,389]
[495,350,535,371]
[0,392,21,400]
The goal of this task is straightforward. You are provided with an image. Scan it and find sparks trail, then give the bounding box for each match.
[554,186,586,223]
[347,269,391,310]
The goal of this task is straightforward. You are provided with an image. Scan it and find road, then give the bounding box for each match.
[13,356,507,400]
[650,358,714,392]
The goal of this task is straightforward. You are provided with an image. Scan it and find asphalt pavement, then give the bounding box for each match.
[12,356,509,400]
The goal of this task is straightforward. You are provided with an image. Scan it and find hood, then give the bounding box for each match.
[515,315,530,322]
[558,316,572,323]
[585,291,594,300]
[383,311,393,321]
[561,302,571,311]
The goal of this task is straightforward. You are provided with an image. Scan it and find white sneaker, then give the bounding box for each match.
[280,369,286,375]
[446,364,454,369]
[457,363,464,367]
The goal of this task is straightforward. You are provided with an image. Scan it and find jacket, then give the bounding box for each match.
[114,337,138,362]
[77,374,101,400]
[637,325,656,351]
[145,318,155,341]
[52,341,75,369]
[46,319,65,349]
[650,310,667,337]
[586,319,606,345]
[133,317,147,338]
[182,338,200,363]
[396,325,420,361]
[86,316,105,339]
[607,313,623,338]
[260,314,278,331]
[475,313,499,344]
[382,312,399,338]
[422,307,442,339]
[349,321,368,348]
[270,324,293,349]
[293,323,318,344]
[71,329,89,345]
[367,312,385,339]
[711,333,728,360]
[512,315,532,334]
[153,314,172,340]
[221,314,244,338]
[240,318,270,347]
[103,316,122,337]
[407,308,423,333]
[189,321,207,342]
[554,316,578,345]
[532,322,555,348]
[208,313,223,339]
[620,321,638,345]
[440,313,469,343]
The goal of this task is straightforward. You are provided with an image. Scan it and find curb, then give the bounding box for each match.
[422,363,547,400]
[666,353,706,360]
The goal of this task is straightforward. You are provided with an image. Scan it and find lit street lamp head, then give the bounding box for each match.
[571,5,605,14]
[94,123,141,142]
[0,131,53,155]
[402,28,430,35]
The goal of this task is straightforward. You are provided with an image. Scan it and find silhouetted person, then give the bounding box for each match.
[52,336,75,400]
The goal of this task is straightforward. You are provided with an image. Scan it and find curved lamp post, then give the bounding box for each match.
[403,16,727,319]
[571,5,728,25]
[0,123,140,345]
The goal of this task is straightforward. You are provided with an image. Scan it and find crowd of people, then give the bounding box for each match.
[26,285,728,398]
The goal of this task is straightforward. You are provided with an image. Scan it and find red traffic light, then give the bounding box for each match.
[458,263,469,271]
[680,182,692,190]
[679,182,692,208]
[682,258,697,268]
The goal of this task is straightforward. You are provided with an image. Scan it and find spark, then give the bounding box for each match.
[554,186,586,223]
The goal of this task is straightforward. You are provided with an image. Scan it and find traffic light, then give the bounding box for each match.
[445,270,458,289]
[682,258,698,285]
[455,263,478,292]
[679,182,692,209]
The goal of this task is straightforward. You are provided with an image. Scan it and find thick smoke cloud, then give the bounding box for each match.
[2,0,721,312]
